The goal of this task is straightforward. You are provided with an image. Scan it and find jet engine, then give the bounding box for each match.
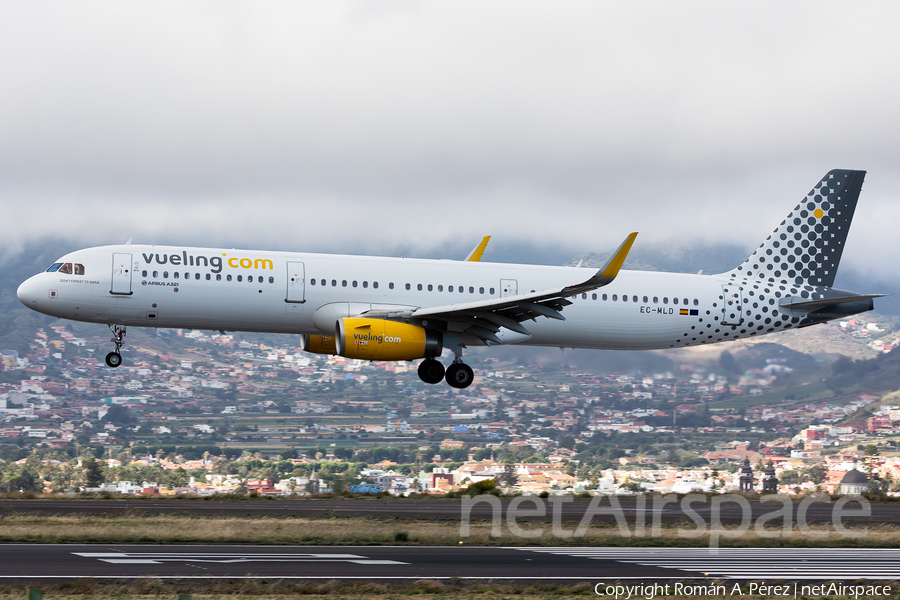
[336,318,442,361]
[299,334,337,355]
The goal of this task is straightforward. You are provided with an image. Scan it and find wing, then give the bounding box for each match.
[362,232,638,345]
[464,236,491,262]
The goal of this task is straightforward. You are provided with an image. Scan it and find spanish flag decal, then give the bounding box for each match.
[680,309,699,316]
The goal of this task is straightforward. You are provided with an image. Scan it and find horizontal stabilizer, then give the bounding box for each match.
[779,294,887,311]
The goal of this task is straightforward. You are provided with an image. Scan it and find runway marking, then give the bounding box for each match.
[73,552,407,565]
[512,548,900,580]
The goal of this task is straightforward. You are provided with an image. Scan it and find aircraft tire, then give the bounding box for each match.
[105,352,122,368]
[446,363,474,389]
[417,359,445,384]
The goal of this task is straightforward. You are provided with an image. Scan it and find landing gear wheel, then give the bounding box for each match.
[105,352,122,368]
[417,359,445,384]
[445,363,474,389]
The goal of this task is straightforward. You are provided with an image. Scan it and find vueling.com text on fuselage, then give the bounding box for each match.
[141,252,273,274]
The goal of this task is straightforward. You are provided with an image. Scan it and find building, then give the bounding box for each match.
[839,468,869,495]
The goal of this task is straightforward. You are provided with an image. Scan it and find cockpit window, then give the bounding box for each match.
[50,262,85,275]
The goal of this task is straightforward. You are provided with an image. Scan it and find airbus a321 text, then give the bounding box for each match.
[17,170,885,388]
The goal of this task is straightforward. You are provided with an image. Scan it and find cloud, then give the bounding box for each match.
[1,1,899,277]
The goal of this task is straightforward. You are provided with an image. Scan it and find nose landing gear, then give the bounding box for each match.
[105,324,126,368]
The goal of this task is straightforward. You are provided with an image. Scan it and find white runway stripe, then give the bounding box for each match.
[511,548,900,580]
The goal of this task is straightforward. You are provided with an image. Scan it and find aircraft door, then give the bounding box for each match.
[110,253,133,295]
[500,279,517,297]
[286,262,306,303]
[721,284,744,325]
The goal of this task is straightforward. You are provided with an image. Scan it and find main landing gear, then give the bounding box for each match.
[417,358,474,388]
[105,324,126,368]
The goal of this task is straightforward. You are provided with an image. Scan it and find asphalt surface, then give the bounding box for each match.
[1,497,897,525]
[0,544,896,582]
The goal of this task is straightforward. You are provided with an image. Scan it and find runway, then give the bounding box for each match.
[0,544,896,582]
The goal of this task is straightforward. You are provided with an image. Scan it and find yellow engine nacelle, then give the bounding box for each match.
[300,334,337,355]
[336,318,442,361]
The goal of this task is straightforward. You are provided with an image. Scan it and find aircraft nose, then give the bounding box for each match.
[17,276,41,308]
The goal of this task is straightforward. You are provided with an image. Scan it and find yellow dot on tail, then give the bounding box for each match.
[814,208,824,219]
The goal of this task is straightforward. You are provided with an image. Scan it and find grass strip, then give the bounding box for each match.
[0,514,896,547]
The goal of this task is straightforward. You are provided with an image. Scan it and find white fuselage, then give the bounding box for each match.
[16,244,778,351]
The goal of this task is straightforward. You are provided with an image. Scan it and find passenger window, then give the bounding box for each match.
[332,280,337,286]
[195,273,200,280]
[59,263,73,274]
[269,276,274,283]
[206,274,211,281]
[142,270,148,277]
[405,283,410,290]
[612,294,617,301]
[438,285,443,292]
[623,295,628,302]
[311,279,316,286]
[683,298,688,305]
[153,271,158,278]
[449,286,454,292]
[602,293,607,300]
[342,280,347,287]
[427,284,433,292]
[460,286,464,293]
[389,282,394,289]
[363,281,368,288]
[633,295,638,302]
[373,282,378,289]
[468,286,474,293]
[479,287,484,294]
[653,296,658,303]
[642,296,648,303]
[673,297,678,304]
[236,275,242,282]
[163,271,169,279]
[353,281,358,287]
[693,299,699,306]
[489,287,495,295]
[663,297,668,304]
[582,293,587,299]
[592,293,597,300]
[46,263,63,273]
[216,274,221,281]
[74,264,85,275]
[227,274,232,282]
[417,284,422,291]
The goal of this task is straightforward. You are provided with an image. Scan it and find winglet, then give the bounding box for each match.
[465,236,491,262]
[560,232,638,295]
[598,232,638,279]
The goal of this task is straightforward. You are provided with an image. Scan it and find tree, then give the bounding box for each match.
[502,461,519,487]
[465,479,497,496]
[102,404,133,424]
[805,464,827,485]
[83,456,104,488]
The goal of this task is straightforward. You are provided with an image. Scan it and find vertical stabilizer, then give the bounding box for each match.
[724,169,865,287]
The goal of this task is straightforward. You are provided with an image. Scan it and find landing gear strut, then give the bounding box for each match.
[417,359,445,384]
[105,324,126,368]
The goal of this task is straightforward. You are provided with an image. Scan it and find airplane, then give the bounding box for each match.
[16,169,885,389]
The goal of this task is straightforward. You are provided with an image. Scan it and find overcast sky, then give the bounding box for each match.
[2,1,899,279]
